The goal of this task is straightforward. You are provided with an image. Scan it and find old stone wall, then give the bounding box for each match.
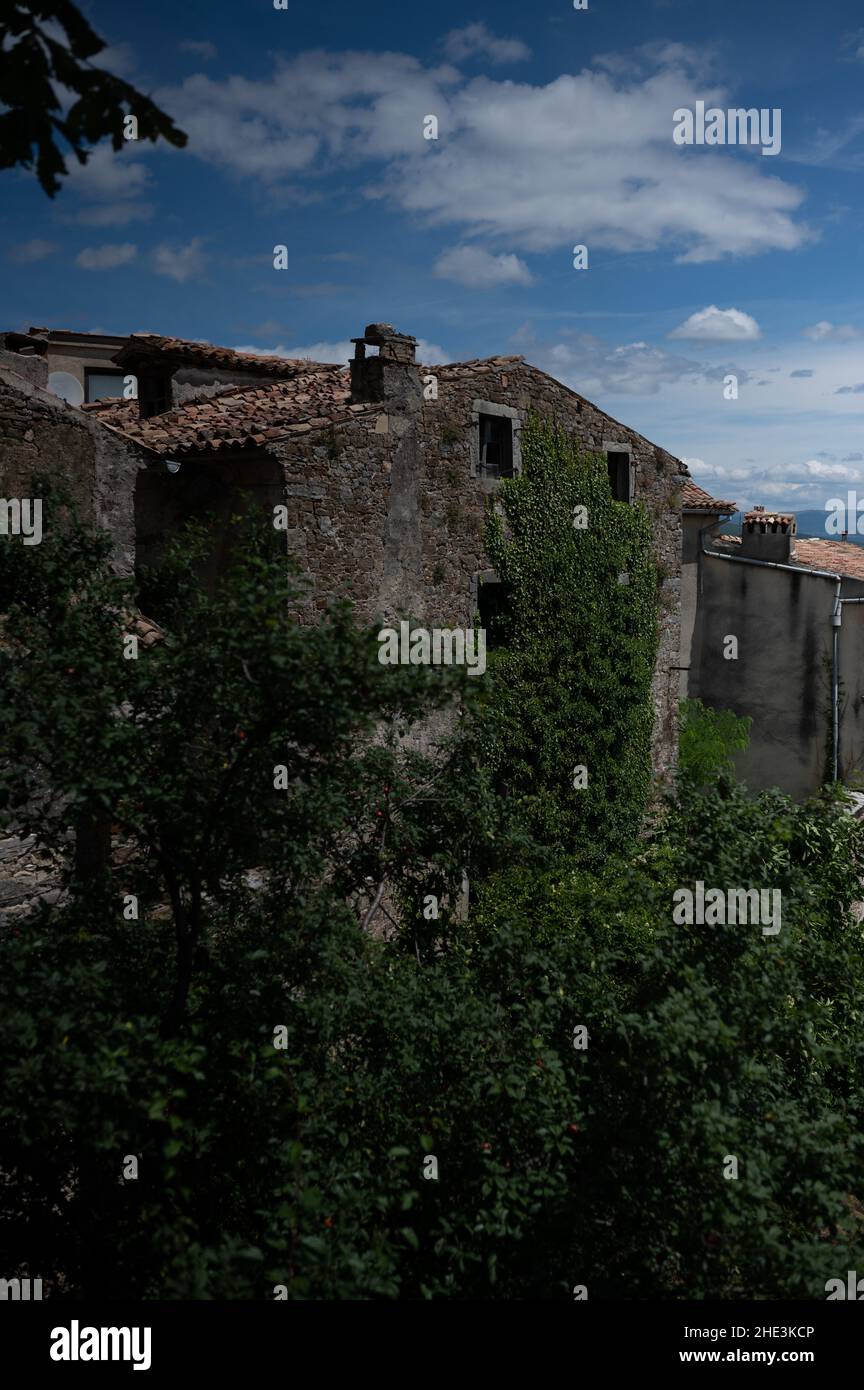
[268,358,684,781]
[0,362,146,575]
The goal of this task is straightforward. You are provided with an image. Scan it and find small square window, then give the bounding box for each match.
[479,414,514,478]
[607,450,632,502]
[85,370,126,403]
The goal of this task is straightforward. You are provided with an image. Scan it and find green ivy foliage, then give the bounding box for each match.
[480,414,659,865]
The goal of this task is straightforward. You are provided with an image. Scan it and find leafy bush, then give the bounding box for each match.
[2,498,862,1301]
[679,698,751,788]
[2,777,862,1297]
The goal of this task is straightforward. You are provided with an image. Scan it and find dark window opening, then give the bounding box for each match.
[139,371,172,419]
[477,579,511,650]
[85,370,125,403]
[607,450,632,502]
[478,413,514,478]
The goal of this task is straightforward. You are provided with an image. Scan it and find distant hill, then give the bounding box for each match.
[718,509,864,548]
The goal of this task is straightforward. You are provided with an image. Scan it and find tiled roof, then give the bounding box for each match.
[682,479,737,512]
[114,334,334,379]
[793,537,864,583]
[82,344,677,463]
[716,532,864,581]
[744,507,794,527]
[87,367,359,457]
[84,354,529,458]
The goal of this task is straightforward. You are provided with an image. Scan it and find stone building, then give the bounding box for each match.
[0,350,147,574]
[1,322,687,783]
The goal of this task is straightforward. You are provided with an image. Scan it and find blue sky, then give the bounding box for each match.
[4,0,864,510]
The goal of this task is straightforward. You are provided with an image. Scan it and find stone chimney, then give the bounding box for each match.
[349,323,421,411]
[740,505,796,562]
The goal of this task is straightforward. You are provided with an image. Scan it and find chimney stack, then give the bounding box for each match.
[740,505,796,562]
[349,323,421,411]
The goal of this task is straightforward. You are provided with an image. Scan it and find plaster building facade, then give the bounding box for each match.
[682,485,864,800]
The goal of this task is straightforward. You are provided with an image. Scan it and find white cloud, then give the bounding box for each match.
[669,305,761,342]
[7,238,58,263]
[156,46,810,264]
[507,324,721,397]
[686,461,752,482]
[442,24,531,65]
[803,320,859,341]
[149,238,208,282]
[233,337,450,365]
[798,459,858,480]
[179,40,218,61]
[76,242,138,270]
[240,319,288,338]
[67,202,154,227]
[64,145,152,202]
[433,244,533,288]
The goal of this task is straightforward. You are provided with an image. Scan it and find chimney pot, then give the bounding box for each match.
[350,323,420,409]
[740,508,796,561]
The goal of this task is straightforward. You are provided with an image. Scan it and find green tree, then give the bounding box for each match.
[2,493,862,1302]
[0,501,495,1035]
[0,0,186,196]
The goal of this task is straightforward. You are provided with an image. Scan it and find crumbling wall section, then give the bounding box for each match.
[0,363,146,574]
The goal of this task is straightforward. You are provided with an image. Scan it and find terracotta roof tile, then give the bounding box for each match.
[114,334,333,379]
[80,341,675,465]
[793,537,864,582]
[682,479,737,512]
[84,351,530,457]
[87,368,356,457]
[716,532,864,581]
[744,506,794,526]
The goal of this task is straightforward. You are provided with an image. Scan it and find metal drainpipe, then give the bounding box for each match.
[699,522,843,781]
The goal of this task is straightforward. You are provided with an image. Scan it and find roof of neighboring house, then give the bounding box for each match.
[85,366,360,456]
[113,333,335,379]
[792,537,864,583]
[714,531,864,582]
[682,479,737,513]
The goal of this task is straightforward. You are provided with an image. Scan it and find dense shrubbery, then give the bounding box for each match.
[3,784,862,1298]
[1,498,863,1300]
